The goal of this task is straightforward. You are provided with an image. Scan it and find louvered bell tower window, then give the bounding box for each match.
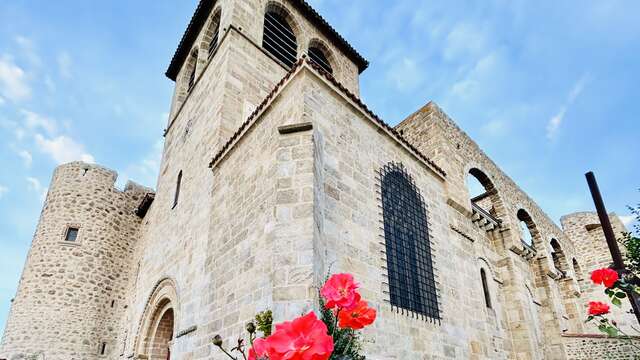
[308,46,332,74]
[380,163,440,321]
[263,12,297,68]
[208,13,221,60]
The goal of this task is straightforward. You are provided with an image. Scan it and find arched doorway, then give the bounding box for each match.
[149,306,174,359]
[135,278,179,359]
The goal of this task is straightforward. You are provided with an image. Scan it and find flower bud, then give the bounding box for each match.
[246,321,256,334]
[212,335,223,347]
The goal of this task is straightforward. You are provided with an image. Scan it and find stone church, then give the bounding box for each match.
[1,0,637,359]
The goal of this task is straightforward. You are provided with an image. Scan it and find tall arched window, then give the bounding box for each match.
[207,11,221,59]
[466,168,501,225]
[550,239,567,275]
[263,9,297,68]
[308,44,332,74]
[480,268,492,309]
[173,171,182,209]
[380,163,439,320]
[572,258,583,281]
[187,50,198,92]
[517,209,537,249]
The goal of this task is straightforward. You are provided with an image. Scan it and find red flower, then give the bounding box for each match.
[320,273,360,310]
[591,268,619,288]
[338,300,377,330]
[588,301,610,316]
[265,312,333,360]
[249,338,271,360]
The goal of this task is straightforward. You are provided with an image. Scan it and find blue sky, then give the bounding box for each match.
[0,0,638,336]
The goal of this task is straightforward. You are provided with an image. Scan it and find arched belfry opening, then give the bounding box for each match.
[308,40,333,74]
[263,4,298,68]
[135,278,179,359]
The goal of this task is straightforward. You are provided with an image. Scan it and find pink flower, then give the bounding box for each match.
[267,312,333,360]
[588,301,610,316]
[320,273,360,310]
[591,268,619,288]
[248,338,271,360]
[338,300,377,330]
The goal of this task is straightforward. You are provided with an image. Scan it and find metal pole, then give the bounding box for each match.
[585,171,640,325]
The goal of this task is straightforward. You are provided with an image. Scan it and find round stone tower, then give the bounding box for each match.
[0,162,150,360]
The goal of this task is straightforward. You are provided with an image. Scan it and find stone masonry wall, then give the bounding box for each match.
[303,67,514,359]
[561,212,635,333]
[562,334,640,359]
[0,162,148,360]
[396,102,586,359]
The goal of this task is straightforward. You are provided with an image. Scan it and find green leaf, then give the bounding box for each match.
[586,315,594,322]
[605,288,613,296]
[612,297,622,307]
[598,324,609,334]
[615,291,627,299]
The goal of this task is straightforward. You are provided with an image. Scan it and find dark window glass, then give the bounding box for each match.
[100,342,107,355]
[380,163,440,320]
[187,59,197,92]
[65,227,79,242]
[263,11,297,68]
[481,268,492,309]
[173,171,182,209]
[308,46,332,74]
[208,14,221,59]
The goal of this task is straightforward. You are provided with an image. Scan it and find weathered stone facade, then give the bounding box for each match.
[1,1,637,359]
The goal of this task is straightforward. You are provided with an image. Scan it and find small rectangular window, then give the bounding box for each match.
[100,342,107,355]
[65,227,79,242]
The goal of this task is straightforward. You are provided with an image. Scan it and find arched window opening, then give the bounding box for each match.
[550,239,567,276]
[308,45,332,74]
[467,168,501,227]
[380,162,439,320]
[517,209,537,249]
[187,50,198,92]
[207,11,221,59]
[480,268,492,309]
[263,10,297,68]
[572,258,583,281]
[173,171,182,209]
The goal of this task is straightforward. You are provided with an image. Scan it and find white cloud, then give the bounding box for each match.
[0,55,31,102]
[444,23,487,61]
[26,177,47,201]
[44,75,56,93]
[26,177,42,193]
[21,109,57,135]
[387,57,424,92]
[482,118,509,137]
[15,36,41,68]
[57,52,72,79]
[546,74,589,140]
[17,149,33,167]
[620,215,636,227]
[0,185,8,200]
[34,134,95,164]
[121,139,163,188]
[450,51,500,100]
